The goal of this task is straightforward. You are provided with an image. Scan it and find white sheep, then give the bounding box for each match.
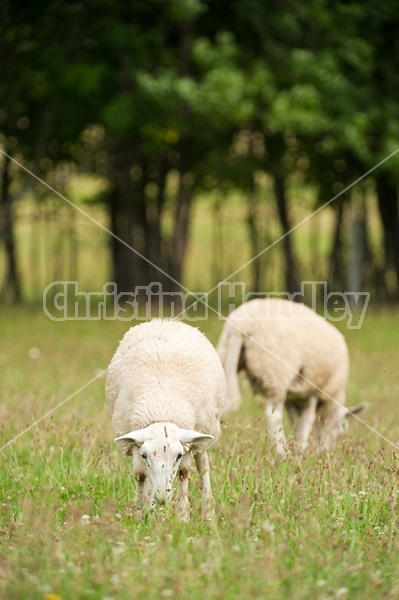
[106,319,226,520]
[217,298,366,455]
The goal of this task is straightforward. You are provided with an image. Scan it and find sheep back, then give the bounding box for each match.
[106,319,227,441]
[227,298,349,402]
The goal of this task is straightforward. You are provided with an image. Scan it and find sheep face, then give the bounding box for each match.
[314,402,368,451]
[115,422,213,507]
[135,436,184,505]
[316,417,348,452]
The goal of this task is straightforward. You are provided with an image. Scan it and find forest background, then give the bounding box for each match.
[1,0,399,306]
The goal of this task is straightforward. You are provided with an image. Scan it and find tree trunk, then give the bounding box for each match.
[169,172,193,290]
[328,202,345,290]
[109,161,170,295]
[108,173,144,293]
[346,196,364,294]
[145,158,168,281]
[376,177,399,300]
[0,154,22,302]
[247,188,261,293]
[273,174,299,295]
[211,196,223,286]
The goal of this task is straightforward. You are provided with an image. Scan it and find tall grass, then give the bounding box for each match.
[1,306,398,599]
[1,176,384,301]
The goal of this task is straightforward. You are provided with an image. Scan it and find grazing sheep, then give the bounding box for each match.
[217,298,366,456]
[106,319,226,520]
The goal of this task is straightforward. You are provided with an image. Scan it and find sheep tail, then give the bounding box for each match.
[216,321,243,413]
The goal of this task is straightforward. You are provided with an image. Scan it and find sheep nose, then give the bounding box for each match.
[155,488,172,505]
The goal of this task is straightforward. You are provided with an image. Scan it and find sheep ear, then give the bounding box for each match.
[114,426,150,446]
[178,428,214,447]
[345,401,369,418]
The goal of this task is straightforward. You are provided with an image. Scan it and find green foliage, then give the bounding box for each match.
[2,0,399,174]
[2,0,399,299]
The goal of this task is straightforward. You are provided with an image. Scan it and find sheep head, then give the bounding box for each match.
[115,422,213,505]
[315,401,368,451]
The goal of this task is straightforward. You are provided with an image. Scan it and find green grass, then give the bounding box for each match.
[1,306,399,599]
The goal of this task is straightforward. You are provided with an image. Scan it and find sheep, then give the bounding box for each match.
[105,319,227,521]
[216,298,367,456]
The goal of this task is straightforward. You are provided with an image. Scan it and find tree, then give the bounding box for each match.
[0,0,107,300]
[2,0,399,304]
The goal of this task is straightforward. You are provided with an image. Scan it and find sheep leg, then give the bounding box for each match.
[194,451,215,521]
[291,396,318,451]
[176,455,191,522]
[265,396,287,457]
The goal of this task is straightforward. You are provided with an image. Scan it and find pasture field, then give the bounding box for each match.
[1,304,399,599]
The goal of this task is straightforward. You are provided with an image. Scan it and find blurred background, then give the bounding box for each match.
[1,0,399,306]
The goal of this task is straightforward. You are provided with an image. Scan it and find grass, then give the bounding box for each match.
[1,304,399,599]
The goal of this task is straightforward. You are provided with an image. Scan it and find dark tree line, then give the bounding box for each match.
[1,0,399,302]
